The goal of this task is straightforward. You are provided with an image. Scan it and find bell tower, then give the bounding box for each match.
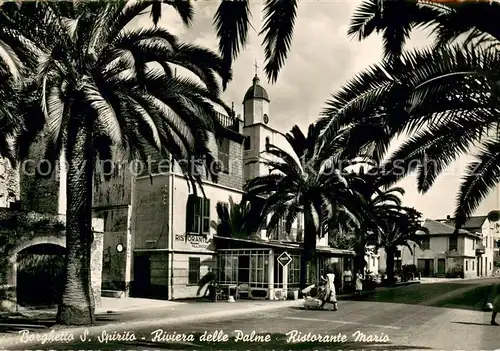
[243,61,270,127]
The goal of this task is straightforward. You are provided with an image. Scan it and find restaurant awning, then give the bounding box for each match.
[213,235,355,256]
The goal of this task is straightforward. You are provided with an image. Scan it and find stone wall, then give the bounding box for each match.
[91,232,104,307]
[18,136,60,214]
[0,160,20,207]
[0,215,104,312]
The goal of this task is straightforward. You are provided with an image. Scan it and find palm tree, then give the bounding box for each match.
[328,0,500,232]
[211,196,263,239]
[370,190,428,284]
[349,0,500,64]
[244,123,367,289]
[146,0,297,84]
[320,33,500,233]
[1,1,232,325]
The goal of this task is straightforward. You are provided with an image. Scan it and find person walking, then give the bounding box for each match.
[343,266,353,294]
[355,270,363,295]
[491,285,500,325]
[320,268,338,311]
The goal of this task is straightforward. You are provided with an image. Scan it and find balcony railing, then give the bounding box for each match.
[216,112,241,133]
[476,243,486,255]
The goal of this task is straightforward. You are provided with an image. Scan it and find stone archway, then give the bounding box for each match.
[1,236,65,311]
[16,242,66,307]
[0,232,104,312]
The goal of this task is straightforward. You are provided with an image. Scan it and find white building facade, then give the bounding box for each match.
[378,217,494,278]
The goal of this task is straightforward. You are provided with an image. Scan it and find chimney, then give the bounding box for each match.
[447,215,451,220]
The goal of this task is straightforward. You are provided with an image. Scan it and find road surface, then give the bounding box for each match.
[5,299,498,350]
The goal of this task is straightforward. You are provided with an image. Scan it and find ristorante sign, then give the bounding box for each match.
[175,234,209,249]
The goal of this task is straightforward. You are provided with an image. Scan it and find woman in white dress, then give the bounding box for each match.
[320,269,338,311]
[355,271,363,294]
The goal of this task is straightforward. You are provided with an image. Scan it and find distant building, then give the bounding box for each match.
[365,245,380,274]
[378,217,495,278]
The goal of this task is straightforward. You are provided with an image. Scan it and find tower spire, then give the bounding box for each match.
[253,59,259,77]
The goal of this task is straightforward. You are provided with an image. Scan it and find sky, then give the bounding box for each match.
[136,0,500,220]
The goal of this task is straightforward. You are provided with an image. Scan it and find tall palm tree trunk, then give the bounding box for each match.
[353,234,367,274]
[385,246,396,285]
[56,119,95,325]
[300,212,316,290]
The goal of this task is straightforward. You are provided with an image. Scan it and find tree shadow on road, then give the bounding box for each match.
[452,321,493,327]
[345,283,497,312]
[0,312,121,334]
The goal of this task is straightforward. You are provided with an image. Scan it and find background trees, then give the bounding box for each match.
[244,123,370,288]
[211,196,264,239]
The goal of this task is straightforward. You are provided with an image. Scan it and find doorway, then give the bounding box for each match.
[437,259,445,275]
[238,255,250,282]
[418,259,434,277]
[132,254,151,297]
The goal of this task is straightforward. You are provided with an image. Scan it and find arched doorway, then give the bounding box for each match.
[4,236,66,309]
[17,243,65,307]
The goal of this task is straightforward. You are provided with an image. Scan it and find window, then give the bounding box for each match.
[188,257,201,285]
[244,136,251,150]
[486,236,488,248]
[421,237,430,250]
[371,257,375,267]
[449,237,458,251]
[186,195,210,234]
[265,137,270,152]
[217,250,273,288]
[491,262,493,270]
[250,252,267,288]
[285,256,300,288]
[466,260,468,271]
[394,250,401,258]
[217,138,230,173]
[472,260,475,271]
[473,238,476,249]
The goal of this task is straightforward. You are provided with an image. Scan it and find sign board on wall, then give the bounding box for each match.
[175,234,209,249]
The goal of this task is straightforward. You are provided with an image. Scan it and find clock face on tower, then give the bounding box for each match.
[263,114,269,124]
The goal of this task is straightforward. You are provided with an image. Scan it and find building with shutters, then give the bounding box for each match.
[378,217,495,279]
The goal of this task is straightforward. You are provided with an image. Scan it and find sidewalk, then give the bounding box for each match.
[3,297,185,320]
[0,298,303,349]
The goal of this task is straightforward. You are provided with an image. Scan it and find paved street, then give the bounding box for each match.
[3,299,499,350]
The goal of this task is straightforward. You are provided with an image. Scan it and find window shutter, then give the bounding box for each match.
[186,195,194,233]
[202,198,210,234]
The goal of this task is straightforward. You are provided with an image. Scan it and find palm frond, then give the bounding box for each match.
[259,0,297,83]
